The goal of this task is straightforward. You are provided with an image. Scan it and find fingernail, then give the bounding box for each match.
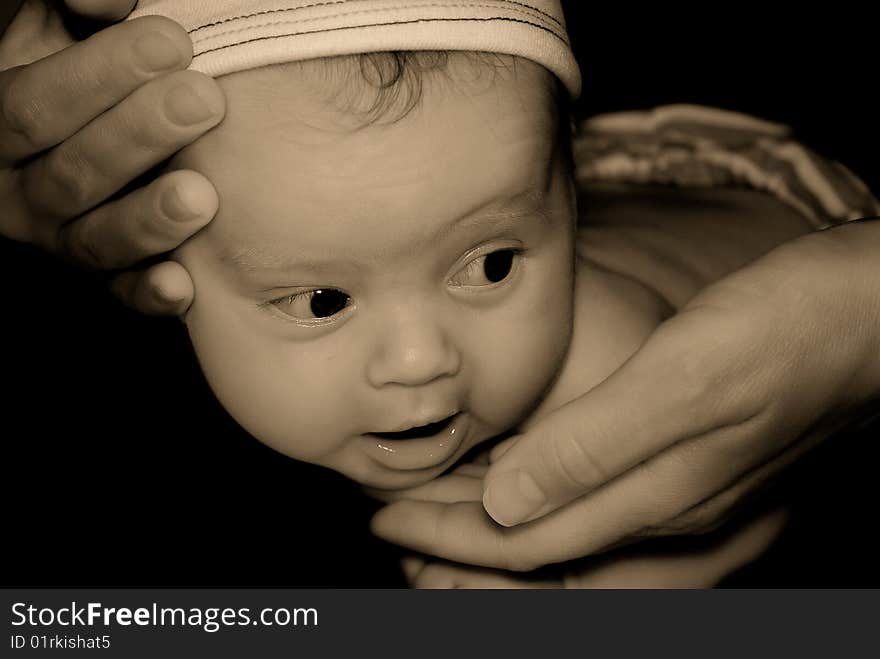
[161,184,203,222]
[153,285,187,305]
[483,470,546,527]
[134,32,184,73]
[165,84,221,126]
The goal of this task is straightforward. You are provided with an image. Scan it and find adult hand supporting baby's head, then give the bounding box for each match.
[0,0,225,314]
[371,221,880,571]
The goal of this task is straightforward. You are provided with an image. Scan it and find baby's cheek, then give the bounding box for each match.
[472,294,573,428]
[183,292,351,465]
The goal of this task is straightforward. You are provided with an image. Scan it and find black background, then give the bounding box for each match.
[3,6,878,586]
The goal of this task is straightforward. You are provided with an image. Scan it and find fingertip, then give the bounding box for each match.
[129,14,194,69]
[160,170,219,227]
[111,262,194,316]
[155,71,227,142]
[369,500,428,542]
[179,173,219,224]
[146,261,194,316]
[368,503,399,539]
[482,470,546,527]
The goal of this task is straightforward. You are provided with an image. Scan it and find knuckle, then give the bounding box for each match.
[58,220,107,269]
[1,71,45,152]
[663,346,720,418]
[42,149,93,211]
[641,483,734,537]
[545,430,606,491]
[119,104,163,152]
[660,312,766,425]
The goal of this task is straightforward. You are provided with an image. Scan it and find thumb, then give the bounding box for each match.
[481,309,746,527]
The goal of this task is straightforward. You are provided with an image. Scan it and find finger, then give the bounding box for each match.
[400,555,426,585]
[648,417,835,537]
[0,15,192,164]
[363,461,486,504]
[488,436,516,462]
[481,308,763,527]
[483,230,867,529]
[110,260,193,316]
[57,169,217,270]
[367,472,484,505]
[451,462,488,479]
[570,508,788,588]
[64,0,138,22]
[372,500,551,572]
[399,473,483,503]
[413,562,561,589]
[373,414,777,571]
[19,68,224,242]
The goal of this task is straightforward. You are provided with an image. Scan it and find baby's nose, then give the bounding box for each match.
[366,312,461,388]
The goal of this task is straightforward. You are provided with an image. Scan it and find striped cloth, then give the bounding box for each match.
[574,104,880,229]
[128,0,582,97]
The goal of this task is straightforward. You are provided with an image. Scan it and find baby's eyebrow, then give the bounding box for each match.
[435,186,553,238]
[217,246,362,276]
[218,186,552,275]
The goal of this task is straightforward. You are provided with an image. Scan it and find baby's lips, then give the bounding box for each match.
[363,413,469,471]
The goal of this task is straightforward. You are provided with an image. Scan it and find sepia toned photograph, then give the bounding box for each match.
[3,0,879,590]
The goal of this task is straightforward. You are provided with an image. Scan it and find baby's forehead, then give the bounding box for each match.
[194,52,559,146]
[175,52,560,190]
[172,53,563,265]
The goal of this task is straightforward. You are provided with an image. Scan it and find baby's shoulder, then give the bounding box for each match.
[575,182,812,308]
[521,181,811,428]
[520,248,672,429]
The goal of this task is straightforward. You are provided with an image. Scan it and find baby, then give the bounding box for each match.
[172,52,585,491]
[135,1,877,583]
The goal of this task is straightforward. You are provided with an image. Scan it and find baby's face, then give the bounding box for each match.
[173,57,576,489]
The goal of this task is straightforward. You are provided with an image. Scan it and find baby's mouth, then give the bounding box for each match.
[362,412,470,474]
[369,414,457,441]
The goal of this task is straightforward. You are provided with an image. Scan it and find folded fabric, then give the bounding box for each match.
[575,105,880,228]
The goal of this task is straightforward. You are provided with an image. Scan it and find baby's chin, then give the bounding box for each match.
[353,462,457,495]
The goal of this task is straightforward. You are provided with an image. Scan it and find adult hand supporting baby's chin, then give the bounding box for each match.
[378,463,790,588]
[371,220,880,572]
[0,0,224,314]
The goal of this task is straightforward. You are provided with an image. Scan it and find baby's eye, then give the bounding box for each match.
[271,288,352,320]
[449,249,518,287]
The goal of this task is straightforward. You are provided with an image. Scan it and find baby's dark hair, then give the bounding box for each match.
[285,50,572,161]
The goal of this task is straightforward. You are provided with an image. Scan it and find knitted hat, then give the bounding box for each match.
[128,0,581,97]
